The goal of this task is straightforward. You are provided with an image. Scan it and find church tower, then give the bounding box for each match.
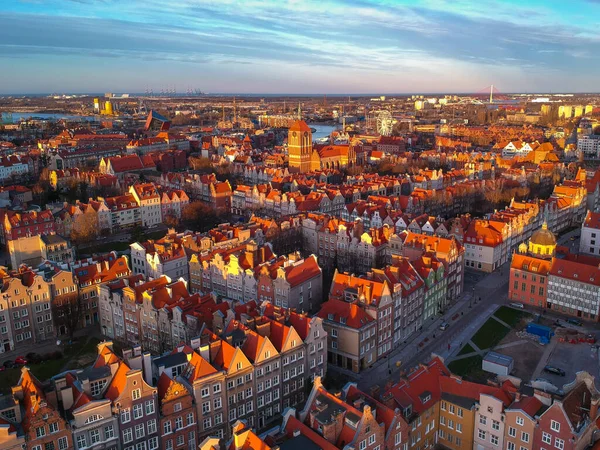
[288,120,312,173]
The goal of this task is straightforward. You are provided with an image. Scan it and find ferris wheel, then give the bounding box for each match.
[377,110,394,136]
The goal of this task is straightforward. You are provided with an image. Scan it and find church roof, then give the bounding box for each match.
[289,120,312,133]
[530,222,556,247]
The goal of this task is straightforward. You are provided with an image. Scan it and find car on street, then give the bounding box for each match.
[566,318,583,326]
[543,365,566,376]
[439,322,449,331]
[3,361,14,369]
[14,356,27,365]
[570,236,576,241]
[509,302,524,309]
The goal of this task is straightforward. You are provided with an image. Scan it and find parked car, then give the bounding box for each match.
[587,334,597,344]
[439,322,449,331]
[3,361,14,369]
[543,365,566,376]
[567,318,583,326]
[14,356,27,366]
[509,302,524,309]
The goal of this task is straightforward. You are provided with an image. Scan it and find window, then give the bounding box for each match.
[123,428,133,443]
[203,417,212,430]
[201,387,210,398]
[76,435,87,449]
[105,425,115,440]
[550,420,560,432]
[456,423,462,433]
[147,419,157,434]
[36,427,46,438]
[164,421,172,434]
[90,429,100,444]
[133,403,143,419]
[187,412,194,426]
[478,429,486,440]
[507,443,515,450]
[145,400,155,415]
[491,434,499,446]
[516,416,524,426]
[368,434,376,445]
[441,401,447,410]
[521,432,529,443]
[175,416,183,430]
[132,388,141,400]
[508,427,516,437]
[395,432,402,446]
[135,423,145,439]
[148,437,158,450]
[214,397,222,410]
[213,383,221,393]
[202,401,210,414]
[492,420,500,431]
[49,422,59,433]
[479,415,487,425]
[542,432,552,444]
[555,438,564,450]
[177,435,185,447]
[457,408,463,418]
[359,440,367,450]
[121,408,131,423]
[331,329,338,337]
[58,437,68,450]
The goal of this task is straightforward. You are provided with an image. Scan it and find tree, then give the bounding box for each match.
[189,156,214,173]
[181,201,219,232]
[70,212,98,245]
[163,212,180,230]
[52,295,83,341]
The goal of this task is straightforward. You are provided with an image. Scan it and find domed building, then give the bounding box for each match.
[518,221,556,260]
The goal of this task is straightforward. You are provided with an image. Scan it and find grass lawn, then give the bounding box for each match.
[0,337,102,394]
[448,355,487,381]
[494,306,532,328]
[471,317,511,350]
[457,343,476,356]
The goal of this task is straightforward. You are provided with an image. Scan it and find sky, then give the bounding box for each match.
[1,0,599,94]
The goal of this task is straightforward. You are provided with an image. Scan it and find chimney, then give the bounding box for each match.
[199,343,210,362]
[60,386,74,410]
[590,398,599,420]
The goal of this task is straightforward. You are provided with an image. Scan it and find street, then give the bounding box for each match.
[352,227,582,393]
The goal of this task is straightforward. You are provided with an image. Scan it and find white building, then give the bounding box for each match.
[580,210,600,256]
[578,135,600,158]
[129,183,162,228]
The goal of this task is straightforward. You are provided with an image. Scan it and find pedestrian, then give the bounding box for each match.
[447,343,451,350]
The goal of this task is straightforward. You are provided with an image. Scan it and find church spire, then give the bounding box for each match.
[297,102,302,120]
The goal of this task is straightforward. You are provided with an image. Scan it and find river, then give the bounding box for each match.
[4,112,95,122]
[309,123,339,140]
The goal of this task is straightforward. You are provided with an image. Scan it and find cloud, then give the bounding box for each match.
[2,0,600,93]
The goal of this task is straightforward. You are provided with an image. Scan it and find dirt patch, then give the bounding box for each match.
[491,329,546,381]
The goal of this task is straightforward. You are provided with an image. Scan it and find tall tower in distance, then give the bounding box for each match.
[288,120,312,173]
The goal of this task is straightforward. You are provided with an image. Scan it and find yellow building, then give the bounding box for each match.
[288,120,312,173]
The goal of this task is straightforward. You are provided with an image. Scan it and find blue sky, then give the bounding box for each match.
[1,0,599,94]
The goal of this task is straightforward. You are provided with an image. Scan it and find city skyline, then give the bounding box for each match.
[2,0,600,94]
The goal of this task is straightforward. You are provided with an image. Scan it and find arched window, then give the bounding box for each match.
[84,414,104,424]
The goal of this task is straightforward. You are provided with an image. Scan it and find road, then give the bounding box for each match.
[353,227,582,393]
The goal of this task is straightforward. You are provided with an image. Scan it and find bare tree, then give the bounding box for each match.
[52,295,83,341]
[70,212,98,244]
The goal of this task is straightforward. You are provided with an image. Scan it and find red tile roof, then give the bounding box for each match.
[317,298,375,330]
